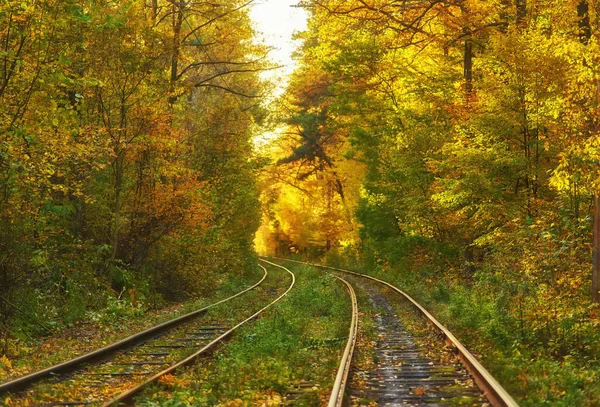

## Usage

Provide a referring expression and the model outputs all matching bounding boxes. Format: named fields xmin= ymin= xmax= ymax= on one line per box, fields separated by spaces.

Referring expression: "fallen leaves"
xmin=0 ymin=355 xmax=13 ymax=370
xmin=158 ymin=374 xmax=191 ymax=388
xmin=158 ymin=374 xmax=176 ymax=386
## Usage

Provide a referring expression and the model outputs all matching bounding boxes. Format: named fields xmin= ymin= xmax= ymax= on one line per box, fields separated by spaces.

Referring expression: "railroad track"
xmin=267 ymin=258 xmax=519 ymax=407
xmin=327 ymin=274 xmax=358 ymax=407
xmin=0 ymin=262 xmax=295 ymax=406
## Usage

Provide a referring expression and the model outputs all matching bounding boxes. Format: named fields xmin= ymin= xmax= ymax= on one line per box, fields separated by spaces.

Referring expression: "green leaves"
xmin=69 ymin=5 xmax=92 ymax=24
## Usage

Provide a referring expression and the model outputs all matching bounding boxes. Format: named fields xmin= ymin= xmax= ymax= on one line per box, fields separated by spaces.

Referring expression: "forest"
xmin=1 ymin=0 xmax=600 ymax=406
xmin=0 ymin=0 xmax=266 ymax=345
xmin=256 ymin=0 xmax=600 ymax=404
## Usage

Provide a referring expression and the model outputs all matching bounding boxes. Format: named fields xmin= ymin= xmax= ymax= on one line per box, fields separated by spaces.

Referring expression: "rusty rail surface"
xmin=0 ymin=266 xmax=268 ymax=395
xmin=270 ymin=257 xmax=519 ymax=407
xmin=102 ymin=260 xmax=295 ymax=406
xmin=327 ymin=274 xmax=358 ymax=407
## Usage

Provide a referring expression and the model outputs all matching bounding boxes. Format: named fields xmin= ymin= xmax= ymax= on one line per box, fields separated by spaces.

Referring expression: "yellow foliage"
xmin=0 ymin=355 xmax=12 ymax=370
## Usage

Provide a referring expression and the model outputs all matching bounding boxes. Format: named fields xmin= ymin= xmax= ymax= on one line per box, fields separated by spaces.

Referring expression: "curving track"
xmin=327 ymin=274 xmax=358 ymax=407
xmin=267 ymin=257 xmax=519 ymax=407
xmin=0 ymin=263 xmax=295 ymax=406
xmin=2 ymin=256 xmax=518 ymax=406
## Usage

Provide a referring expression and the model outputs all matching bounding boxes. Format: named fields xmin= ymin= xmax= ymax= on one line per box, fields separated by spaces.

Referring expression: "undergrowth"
xmin=0 ymin=266 xmax=264 ymax=383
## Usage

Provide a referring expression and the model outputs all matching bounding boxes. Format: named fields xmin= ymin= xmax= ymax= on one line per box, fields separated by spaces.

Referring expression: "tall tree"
xmin=575 ymin=0 xmax=599 ymax=303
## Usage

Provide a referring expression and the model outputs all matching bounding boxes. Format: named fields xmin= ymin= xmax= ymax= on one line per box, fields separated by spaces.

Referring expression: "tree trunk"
xmin=515 ymin=0 xmax=526 ymax=26
xmin=594 ymin=196 xmax=600 ymax=303
xmin=110 ymin=96 xmax=128 ymax=265
xmin=576 ymin=0 xmax=598 ymax=303
xmin=578 ymin=0 xmax=591 ymax=44
xmin=152 ymin=0 xmax=158 ymax=23
xmin=110 ymin=156 xmax=123 ymax=264
xmin=169 ymin=2 xmax=183 ymax=104
xmin=464 ymin=37 xmax=473 ymax=94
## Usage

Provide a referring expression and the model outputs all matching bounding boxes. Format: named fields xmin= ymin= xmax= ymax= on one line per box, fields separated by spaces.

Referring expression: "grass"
xmin=4 ymin=263 xmax=293 ymax=406
xmin=135 ymin=263 xmax=352 ymax=406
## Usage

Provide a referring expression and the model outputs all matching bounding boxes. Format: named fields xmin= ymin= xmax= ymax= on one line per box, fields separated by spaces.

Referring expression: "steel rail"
xmin=101 ymin=261 xmax=295 ymax=406
xmin=327 ymin=275 xmax=358 ymax=407
xmin=269 ymin=257 xmax=519 ymax=407
xmin=0 ymin=266 xmax=268 ymax=395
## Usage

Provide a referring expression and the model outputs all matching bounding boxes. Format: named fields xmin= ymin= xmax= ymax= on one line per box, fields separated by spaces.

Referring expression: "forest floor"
xmin=4 ymin=257 xmax=598 ymax=406
xmin=0 ymin=268 xmax=265 ymax=385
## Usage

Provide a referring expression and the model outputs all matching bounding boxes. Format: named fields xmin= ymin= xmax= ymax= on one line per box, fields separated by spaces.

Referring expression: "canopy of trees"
xmin=3 ymin=0 xmax=600 ymax=402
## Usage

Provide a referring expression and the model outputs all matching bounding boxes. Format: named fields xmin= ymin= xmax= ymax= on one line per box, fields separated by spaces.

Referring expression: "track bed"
xmin=1 ymin=263 xmax=295 ymax=406
xmin=348 ymin=277 xmax=486 ymax=406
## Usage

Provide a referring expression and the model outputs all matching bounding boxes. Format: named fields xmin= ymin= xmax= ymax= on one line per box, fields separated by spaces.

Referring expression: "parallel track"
xmin=102 ymin=260 xmax=295 ymax=406
xmin=0 ymin=263 xmax=295 ymax=406
xmin=2 ymin=256 xmax=517 ymax=406
xmin=268 ymin=257 xmax=519 ymax=407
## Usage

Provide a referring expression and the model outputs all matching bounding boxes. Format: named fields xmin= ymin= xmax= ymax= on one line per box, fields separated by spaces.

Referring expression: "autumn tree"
xmin=0 ymin=0 xmax=268 ymax=346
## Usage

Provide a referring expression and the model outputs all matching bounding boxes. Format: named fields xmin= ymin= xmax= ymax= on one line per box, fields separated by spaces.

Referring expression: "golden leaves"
xmin=0 ymin=355 xmax=13 ymax=371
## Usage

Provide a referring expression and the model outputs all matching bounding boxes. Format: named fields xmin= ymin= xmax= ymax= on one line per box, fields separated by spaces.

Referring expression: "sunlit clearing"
xmin=253 ymin=127 xmax=284 ymax=149
xmin=250 ymin=0 xmax=308 ymax=97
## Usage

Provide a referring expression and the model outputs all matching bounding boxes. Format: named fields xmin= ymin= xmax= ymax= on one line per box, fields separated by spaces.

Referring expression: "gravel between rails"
xmin=347 ymin=276 xmax=487 ymax=407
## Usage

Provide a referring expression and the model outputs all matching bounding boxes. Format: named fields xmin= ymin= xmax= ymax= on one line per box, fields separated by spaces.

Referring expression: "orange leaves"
xmin=158 ymin=374 xmax=191 ymax=388
xmin=157 ymin=374 xmax=175 ymax=386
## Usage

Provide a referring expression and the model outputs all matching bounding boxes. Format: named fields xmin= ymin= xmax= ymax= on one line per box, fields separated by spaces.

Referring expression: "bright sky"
xmin=250 ymin=0 xmax=309 ymax=96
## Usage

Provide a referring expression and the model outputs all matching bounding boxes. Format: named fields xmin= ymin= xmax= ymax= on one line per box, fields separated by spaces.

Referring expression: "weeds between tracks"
xmin=136 ymin=264 xmax=351 ymax=406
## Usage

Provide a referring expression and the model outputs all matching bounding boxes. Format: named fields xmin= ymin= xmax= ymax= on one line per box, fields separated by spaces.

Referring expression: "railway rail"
xmin=0 ymin=262 xmax=295 ymax=406
xmin=268 ymin=257 xmax=519 ymax=407
xmin=327 ymin=275 xmax=358 ymax=407
xmin=2 ymin=257 xmax=519 ymax=406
